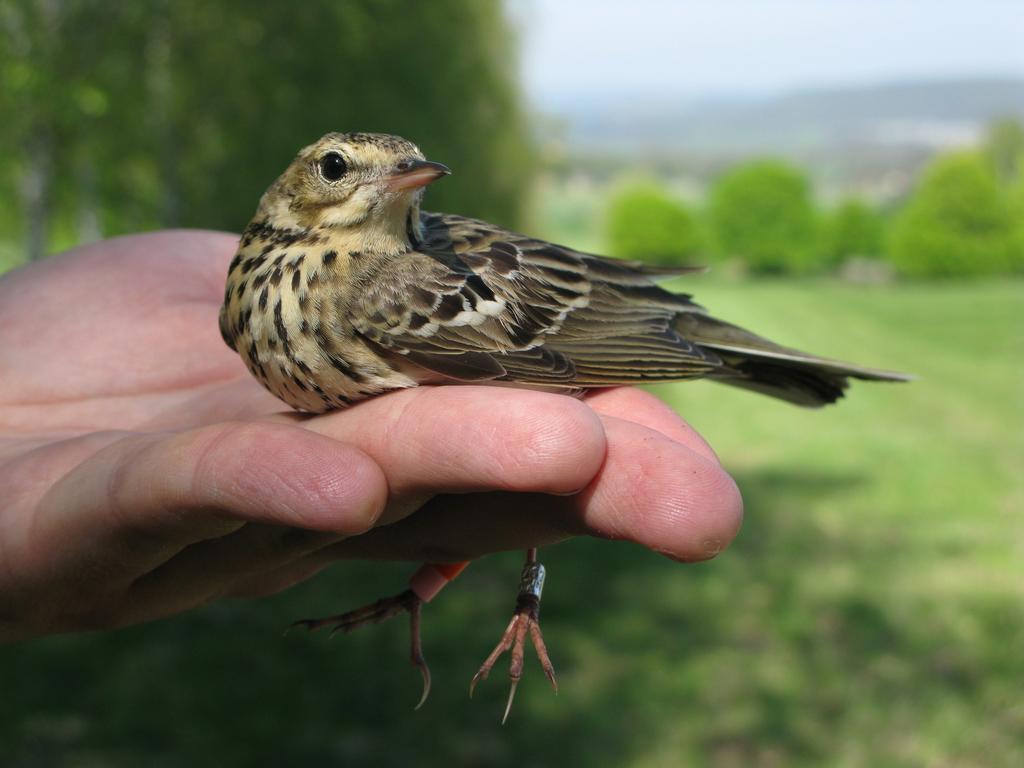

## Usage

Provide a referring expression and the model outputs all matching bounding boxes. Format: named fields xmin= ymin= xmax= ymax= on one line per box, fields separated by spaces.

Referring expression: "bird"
xmin=219 ymin=131 xmax=909 ymax=721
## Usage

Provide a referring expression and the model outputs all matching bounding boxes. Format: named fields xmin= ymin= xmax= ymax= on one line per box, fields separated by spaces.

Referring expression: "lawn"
xmin=3 ymin=278 xmax=1022 ymax=767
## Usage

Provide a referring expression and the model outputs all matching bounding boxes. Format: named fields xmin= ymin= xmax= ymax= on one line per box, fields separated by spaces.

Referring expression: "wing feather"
xmin=348 ymin=212 xmax=724 ymax=386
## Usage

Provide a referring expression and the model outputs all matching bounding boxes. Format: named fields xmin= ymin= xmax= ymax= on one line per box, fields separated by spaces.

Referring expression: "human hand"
xmin=0 ymin=231 xmax=742 ymax=641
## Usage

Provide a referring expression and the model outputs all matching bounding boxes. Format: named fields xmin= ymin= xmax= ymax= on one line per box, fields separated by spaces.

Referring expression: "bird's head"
xmin=258 ymin=132 xmax=450 ymax=253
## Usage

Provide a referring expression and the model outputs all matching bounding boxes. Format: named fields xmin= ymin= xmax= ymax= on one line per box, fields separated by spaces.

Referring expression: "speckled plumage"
xmin=220 ymin=132 xmax=908 ymax=415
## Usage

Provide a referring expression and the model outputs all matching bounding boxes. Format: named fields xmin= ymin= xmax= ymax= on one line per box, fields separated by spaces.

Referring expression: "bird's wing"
xmin=347 ymin=212 xmax=722 ymax=386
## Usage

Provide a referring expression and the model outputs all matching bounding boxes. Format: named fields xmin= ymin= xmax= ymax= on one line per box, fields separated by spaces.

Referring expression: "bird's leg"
xmin=290 ymin=561 xmax=468 ymax=709
xmin=470 ymin=548 xmax=557 ymax=723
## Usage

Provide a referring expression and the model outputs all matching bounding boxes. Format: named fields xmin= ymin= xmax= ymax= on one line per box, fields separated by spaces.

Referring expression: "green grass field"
xmin=4 ymin=279 xmax=1022 ymax=767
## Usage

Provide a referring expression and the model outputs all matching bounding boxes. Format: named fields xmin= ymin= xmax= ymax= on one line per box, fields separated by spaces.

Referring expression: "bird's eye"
xmin=319 ymin=152 xmax=347 ymax=181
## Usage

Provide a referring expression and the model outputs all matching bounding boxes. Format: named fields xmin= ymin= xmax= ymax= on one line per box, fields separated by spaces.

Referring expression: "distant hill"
xmin=547 ymin=78 xmax=1024 ymax=155
xmin=539 ymin=78 xmax=1024 ymax=200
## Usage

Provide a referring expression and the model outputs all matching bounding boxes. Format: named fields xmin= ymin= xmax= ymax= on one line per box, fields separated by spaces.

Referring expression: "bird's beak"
xmin=385 ymin=159 xmax=451 ymax=192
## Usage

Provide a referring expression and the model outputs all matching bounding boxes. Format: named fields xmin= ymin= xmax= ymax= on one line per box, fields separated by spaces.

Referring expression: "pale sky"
xmin=512 ymin=0 xmax=1024 ymax=103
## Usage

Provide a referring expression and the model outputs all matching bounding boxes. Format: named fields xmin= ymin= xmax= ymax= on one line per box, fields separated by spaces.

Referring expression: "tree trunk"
xmin=77 ymin=156 xmax=102 ymax=244
xmin=20 ymin=133 xmax=52 ymax=261
xmin=147 ymin=11 xmax=180 ymax=228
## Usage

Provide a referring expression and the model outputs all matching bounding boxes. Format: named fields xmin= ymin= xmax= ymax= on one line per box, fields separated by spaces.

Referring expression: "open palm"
xmin=0 ymin=231 xmax=741 ymax=641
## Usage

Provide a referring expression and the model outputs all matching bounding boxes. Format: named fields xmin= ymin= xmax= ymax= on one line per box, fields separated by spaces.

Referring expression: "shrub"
xmin=824 ymin=198 xmax=885 ymax=266
xmin=709 ymin=160 xmax=819 ymax=274
xmin=606 ymin=181 xmax=703 ymax=266
xmin=888 ymin=152 xmax=1020 ymax=277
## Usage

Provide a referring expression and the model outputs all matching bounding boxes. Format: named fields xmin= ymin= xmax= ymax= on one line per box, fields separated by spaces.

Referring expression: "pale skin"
xmin=0 ymin=230 xmax=743 ymax=643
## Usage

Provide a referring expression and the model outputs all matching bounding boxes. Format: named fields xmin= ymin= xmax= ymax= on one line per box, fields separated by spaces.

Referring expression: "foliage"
xmin=709 ymin=160 xmax=820 ymax=274
xmin=822 ymin=197 xmax=885 ymax=266
xmin=0 ymin=0 xmax=534 ymax=260
xmin=888 ymin=152 xmax=1022 ymax=276
xmin=605 ymin=180 xmax=703 ymax=265
xmin=4 ymin=279 xmax=1021 ymax=766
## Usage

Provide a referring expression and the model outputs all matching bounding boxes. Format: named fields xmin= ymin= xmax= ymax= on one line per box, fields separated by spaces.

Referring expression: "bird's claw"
xmin=470 ymin=595 xmax=558 ymax=724
xmin=288 ymin=589 xmax=431 ymax=710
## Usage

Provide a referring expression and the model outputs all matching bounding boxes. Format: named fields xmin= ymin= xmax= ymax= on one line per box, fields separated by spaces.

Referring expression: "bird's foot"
xmin=470 ymin=559 xmax=557 ymax=723
xmin=289 ymin=588 xmax=432 ymax=709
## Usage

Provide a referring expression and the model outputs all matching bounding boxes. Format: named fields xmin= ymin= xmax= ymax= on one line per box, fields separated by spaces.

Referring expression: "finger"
xmin=309 ymin=491 xmax=575 ymax=562
xmin=316 ymin=414 xmax=743 ymax=564
xmin=120 ymin=389 xmax=732 ymax=616
xmin=576 ymin=415 xmax=742 ymax=561
xmin=583 ymin=387 xmax=719 ymax=463
xmin=124 ymin=392 xmax=739 ymax=618
xmin=30 ymin=421 xmax=387 ymax=592
xmin=225 ymin=556 xmax=330 ymax=599
xmin=119 ymin=524 xmax=339 ymax=623
xmin=300 ymin=386 xmax=608 ymax=522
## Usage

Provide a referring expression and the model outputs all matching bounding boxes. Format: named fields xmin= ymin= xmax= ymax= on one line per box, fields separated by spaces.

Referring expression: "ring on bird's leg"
xmin=288 ymin=588 xmax=432 ymax=709
xmin=470 ymin=551 xmax=558 ymax=724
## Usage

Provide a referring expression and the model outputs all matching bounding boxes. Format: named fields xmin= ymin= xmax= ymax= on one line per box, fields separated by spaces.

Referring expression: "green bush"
xmin=709 ymin=160 xmax=819 ymax=274
xmin=888 ymin=152 xmax=1021 ymax=277
xmin=606 ymin=181 xmax=703 ymax=265
xmin=823 ymin=198 xmax=885 ymax=266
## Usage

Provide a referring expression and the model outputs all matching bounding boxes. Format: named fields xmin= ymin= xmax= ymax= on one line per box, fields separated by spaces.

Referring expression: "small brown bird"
xmin=220 ymin=132 xmax=908 ymax=719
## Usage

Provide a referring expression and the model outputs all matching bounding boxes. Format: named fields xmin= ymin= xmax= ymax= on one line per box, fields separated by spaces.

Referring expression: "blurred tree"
xmin=822 ymin=198 xmax=884 ymax=266
xmin=888 ymin=152 xmax=1020 ymax=277
xmin=606 ymin=180 xmax=703 ymax=265
xmin=1 ymin=0 xmax=87 ymax=259
xmin=982 ymin=116 xmax=1024 ymax=185
xmin=708 ymin=160 xmax=819 ymax=274
xmin=0 ymin=0 xmax=534 ymax=260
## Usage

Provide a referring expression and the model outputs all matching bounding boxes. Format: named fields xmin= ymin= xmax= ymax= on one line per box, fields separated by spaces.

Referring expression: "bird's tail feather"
xmin=673 ymin=313 xmax=912 ymax=407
